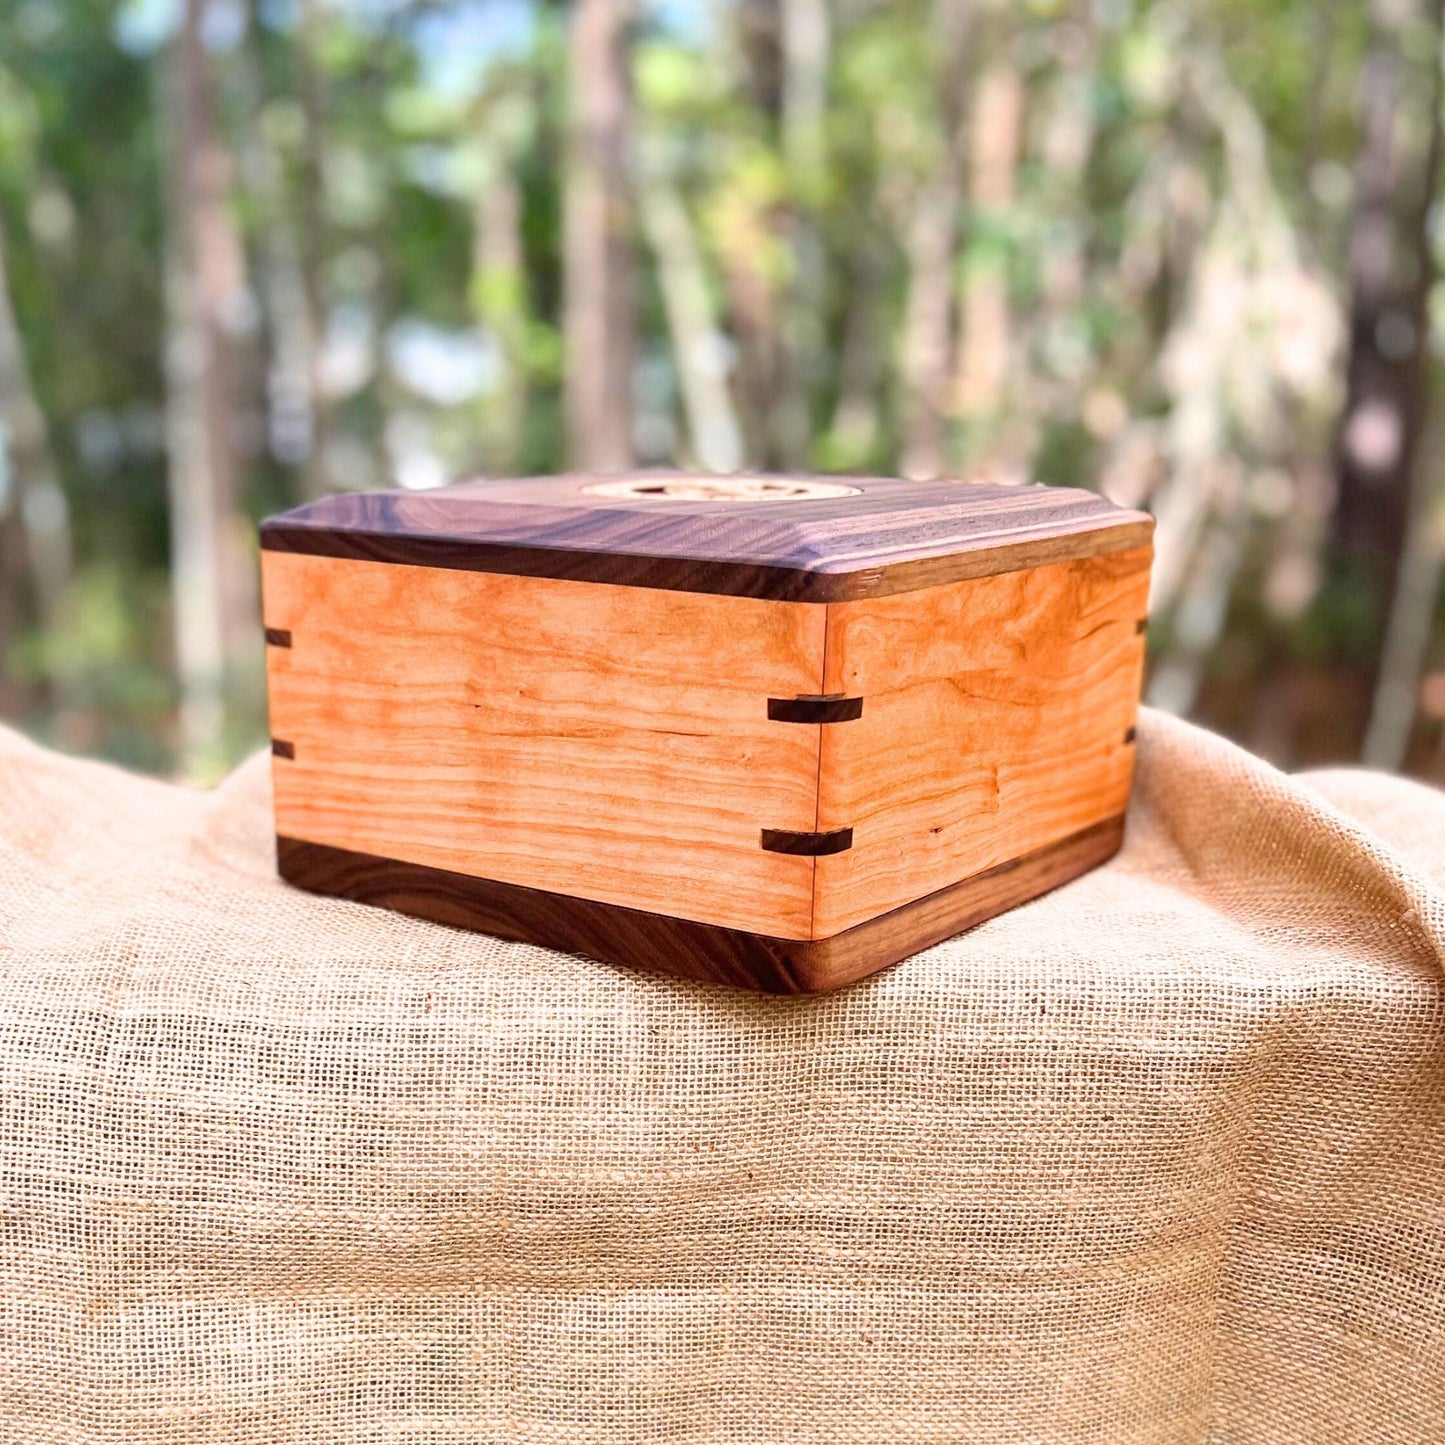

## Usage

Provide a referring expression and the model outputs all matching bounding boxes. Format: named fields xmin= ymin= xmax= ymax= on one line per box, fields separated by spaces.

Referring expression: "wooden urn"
xmin=260 ymin=473 xmax=1153 ymax=992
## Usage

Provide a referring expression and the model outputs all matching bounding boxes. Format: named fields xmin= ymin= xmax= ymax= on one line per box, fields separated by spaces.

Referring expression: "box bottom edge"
xmin=275 ymin=816 xmax=1125 ymax=994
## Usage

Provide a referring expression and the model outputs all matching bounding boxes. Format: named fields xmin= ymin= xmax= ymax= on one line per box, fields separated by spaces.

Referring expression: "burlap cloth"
xmin=2 ymin=708 xmax=1443 ymax=1444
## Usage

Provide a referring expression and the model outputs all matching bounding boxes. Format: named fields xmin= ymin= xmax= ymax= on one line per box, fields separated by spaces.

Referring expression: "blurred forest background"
xmin=1 ymin=0 xmax=1444 ymax=782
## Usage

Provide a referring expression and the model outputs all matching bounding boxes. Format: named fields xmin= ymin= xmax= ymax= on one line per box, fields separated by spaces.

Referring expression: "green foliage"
xmin=0 ymin=0 xmax=1435 ymax=773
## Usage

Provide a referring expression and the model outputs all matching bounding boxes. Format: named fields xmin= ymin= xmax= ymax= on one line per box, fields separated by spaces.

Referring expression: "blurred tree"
xmin=564 ymin=0 xmax=635 ymax=469
xmin=709 ymin=0 xmax=787 ymax=467
xmin=774 ymin=0 xmax=831 ymax=465
xmin=897 ymin=0 xmax=973 ymax=480
xmin=470 ymin=77 xmax=534 ymax=473
xmin=952 ymin=16 xmax=1024 ymax=467
xmin=0 ymin=56 xmax=81 ymax=729
xmin=1337 ymin=0 xmax=1445 ymax=765
xmin=0 ymin=207 xmax=77 ymax=715
xmin=294 ymin=0 xmax=335 ymax=498
xmin=1335 ymin=0 xmax=1442 ymax=586
xmin=163 ymin=0 xmax=251 ymax=778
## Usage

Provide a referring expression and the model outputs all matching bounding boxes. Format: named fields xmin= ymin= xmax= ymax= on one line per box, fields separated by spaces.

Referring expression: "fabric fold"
xmin=0 ymin=713 xmax=1441 ymax=1443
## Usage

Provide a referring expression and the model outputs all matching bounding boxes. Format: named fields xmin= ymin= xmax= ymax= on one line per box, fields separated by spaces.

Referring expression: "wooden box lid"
xmin=259 ymin=473 xmax=1153 ymax=602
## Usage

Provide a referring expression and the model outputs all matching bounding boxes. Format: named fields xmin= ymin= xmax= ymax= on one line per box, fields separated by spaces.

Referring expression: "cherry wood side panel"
xmin=277 ymin=815 xmax=1124 ymax=994
xmin=811 ymin=546 xmax=1151 ymax=937
xmin=263 ymin=553 xmax=827 ymax=936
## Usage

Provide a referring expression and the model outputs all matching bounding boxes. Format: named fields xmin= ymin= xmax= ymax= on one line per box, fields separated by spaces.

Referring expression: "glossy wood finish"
xmin=263 ymin=551 xmax=827 ymax=938
xmin=262 ymin=475 xmax=1154 ymax=989
xmin=813 ymin=546 xmax=1151 ymax=936
xmin=277 ymin=815 xmax=1125 ymax=994
xmin=260 ymin=472 xmax=1153 ymax=602
xmin=759 ymin=827 xmax=855 ymax=856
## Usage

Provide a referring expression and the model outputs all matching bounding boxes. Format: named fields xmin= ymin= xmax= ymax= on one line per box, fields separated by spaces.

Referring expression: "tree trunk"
xmin=563 ymin=0 xmax=635 ymax=472
xmin=899 ymin=180 xmax=962 ymax=479
xmin=717 ymin=217 xmax=782 ymax=469
xmin=780 ymin=0 xmax=829 ymax=188
xmin=236 ymin=21 xmax=318 ymax=493
xmin=1333 ymin=0 xmax=1444 ymax=651
xmin=898 ymin=0 xmax=974 ymax=480
xmin=296 ymin=0 xmax=334 ymax=498
xmin=952 ymin=54 xmax=1024 ymax=438
xmin=163 ymin=0 xmax=247 ymax=777
xmin=638 ymin=144 xmax=744 ymax=472
xmin=472 ymin=97 xmax=531 ymax=475
xmin=1360 ymin=0 xmax=1445 ymax=767
xmin=1036 ymin=0 xmax=1098 ymax=337
xmin=714 ymin=0 xmax=781 ymax=467
xmin=1364 ymin=417 xmax=1445 ymax=768
xmin=773 ymin=0 xmax=831 ymax=468
xmin=1146 ymin=483 xmax=1250 ymax=716
xmin=0 ymin=211 xmax=80 ymax=715
xmin=827 ymin=227 xmax=888 ymax=468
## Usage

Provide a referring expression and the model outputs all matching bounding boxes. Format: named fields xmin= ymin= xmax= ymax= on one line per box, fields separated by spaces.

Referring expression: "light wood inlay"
xmin=810 ymin=546 xmax=1151 ymax=937
xmin=263 ymin=552 xmax=829 ymax=937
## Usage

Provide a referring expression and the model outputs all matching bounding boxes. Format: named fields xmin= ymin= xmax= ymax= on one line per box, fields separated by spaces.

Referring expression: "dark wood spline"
xmin=271 ymin=738 xmax=296 ymax=759
xmin=759 ymin=827 xmax=854 ymax=856
xmin=767 ymin=694 xmax=864 ymax=724
xmin=264 ymin=627 xmax=293 ymax=648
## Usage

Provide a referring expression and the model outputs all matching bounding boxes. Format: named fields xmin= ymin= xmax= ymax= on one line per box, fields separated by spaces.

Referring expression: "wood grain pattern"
xmin=277 ymin=815 xmax=1124 ymax=994
xmin=260 ymin=473 xmax=1153 ymax=603
xmin=263 ymin=551 xmax=829 ymax=937
xmin=811 ymin=545 xmax=1151 ymax=937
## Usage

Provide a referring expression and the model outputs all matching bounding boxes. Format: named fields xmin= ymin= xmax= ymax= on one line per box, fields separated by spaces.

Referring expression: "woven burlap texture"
xmin=1 ymin=707 xmax=1443 ymax=1444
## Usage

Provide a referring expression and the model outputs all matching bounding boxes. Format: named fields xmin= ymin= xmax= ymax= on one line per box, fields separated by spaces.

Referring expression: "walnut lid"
xmin=260 ymin=472 xmax=1153 ymax=602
